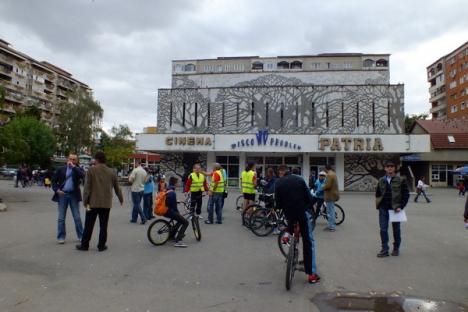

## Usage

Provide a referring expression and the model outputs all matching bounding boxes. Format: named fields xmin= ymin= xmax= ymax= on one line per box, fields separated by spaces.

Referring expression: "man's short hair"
xmin=213 ymin=162 xmax=221 ymax=170
xmin=193 ymin=163 xmax=201 ymax=169
xmin=94 ymin=151 xmax=106 ymax=164
xmin=278 ymin=165 xmax=289 ymax=173
xmin=292 ymin=167 xmax=301 ymax=175
xmin=169 ymin=176 xmax=178 ymax=186
xmin=325 ymin=164 xmax=333 ymax=171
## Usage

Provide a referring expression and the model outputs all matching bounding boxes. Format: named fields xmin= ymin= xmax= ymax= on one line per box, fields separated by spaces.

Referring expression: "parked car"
xmin=0 ymin=167 xmax=17 ymax=177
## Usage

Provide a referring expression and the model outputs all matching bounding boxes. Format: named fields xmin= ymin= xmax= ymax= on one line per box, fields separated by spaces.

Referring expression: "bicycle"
xmin=285 ymin=222 xmax=300 ymax=291
xmin=241 ymin=193 xmax=275 ymax=228
xmin=147 ymin=200 xmax=202 ymax=246
xmin=313 ymin=201 xmax=345 ymax=225
xmin=249 ymin=206 xmax=287 ymax=237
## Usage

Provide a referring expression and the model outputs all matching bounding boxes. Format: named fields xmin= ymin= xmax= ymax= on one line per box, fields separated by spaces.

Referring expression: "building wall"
xmin=445 ymin=43 xmax=468 ymax=119
xmin=158 ymin=75 xmax=404 ymax=135
xmin=172 ymin=70 xmax=389 ymax=89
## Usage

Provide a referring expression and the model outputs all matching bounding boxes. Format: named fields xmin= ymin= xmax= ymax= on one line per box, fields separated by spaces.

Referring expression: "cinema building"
xmin=137 ymin=53 xmax=430 ymax=191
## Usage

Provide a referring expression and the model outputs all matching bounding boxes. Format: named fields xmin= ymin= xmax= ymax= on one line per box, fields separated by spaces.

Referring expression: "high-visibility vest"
xmin=190 ymin=172 xmax=205 ymax=192
xmin=210 ymin=170 xmax=225 ymax=193
xmin=241 ymin=170 xmax=256 ymax=194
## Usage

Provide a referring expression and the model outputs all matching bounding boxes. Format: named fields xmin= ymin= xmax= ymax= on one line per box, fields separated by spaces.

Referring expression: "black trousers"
xmin=286 ymin=211 xmax=315 ymax=275
xmin=190 ymin=191 xmax=203 ymax=215
xmin=81 ymin=208 xmax=110 ymax=249
xmin=165 ymin=210 xmax=189 ymax=241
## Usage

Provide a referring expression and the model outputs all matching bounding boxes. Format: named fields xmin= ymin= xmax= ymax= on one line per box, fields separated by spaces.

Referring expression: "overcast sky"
xmin=1 ymin=0 xmax=467 ymax=133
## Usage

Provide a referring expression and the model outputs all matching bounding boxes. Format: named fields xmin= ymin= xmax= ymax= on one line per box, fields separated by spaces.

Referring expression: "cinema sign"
xmin=319 ymin=137 xmax=384 ymax=152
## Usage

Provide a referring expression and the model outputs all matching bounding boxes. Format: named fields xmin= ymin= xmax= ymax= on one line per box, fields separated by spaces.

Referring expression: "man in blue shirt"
xmin=52 ymin=154 xmax=85 ymax=244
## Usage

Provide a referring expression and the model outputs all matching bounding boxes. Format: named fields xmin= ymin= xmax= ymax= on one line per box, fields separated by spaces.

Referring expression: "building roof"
xmin=413 ymin=119 xmax=468 ymax=149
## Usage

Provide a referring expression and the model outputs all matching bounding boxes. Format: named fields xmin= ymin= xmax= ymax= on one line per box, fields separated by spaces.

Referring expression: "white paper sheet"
xmin=389 ymin=210 xmax=407 ymax=223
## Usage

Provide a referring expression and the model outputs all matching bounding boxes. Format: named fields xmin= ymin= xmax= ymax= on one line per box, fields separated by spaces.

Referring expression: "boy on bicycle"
xmin=311 ymin=171 xmax=326 ymax=217
xmin=165 ymin=176 xmax=189 ymax=248
xmin=275 ymin=165 xmax=320 ymax=284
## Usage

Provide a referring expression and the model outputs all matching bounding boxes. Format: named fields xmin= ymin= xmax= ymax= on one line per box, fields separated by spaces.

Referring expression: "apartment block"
xmin=0 ymin=38 xmax=91 ymax=125
xmin=427 ymin=41 xmax=468 ymax=120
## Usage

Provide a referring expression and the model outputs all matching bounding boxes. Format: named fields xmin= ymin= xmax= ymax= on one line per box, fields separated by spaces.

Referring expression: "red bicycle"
xmin=285 ymin=222 xmax=300 ymax=290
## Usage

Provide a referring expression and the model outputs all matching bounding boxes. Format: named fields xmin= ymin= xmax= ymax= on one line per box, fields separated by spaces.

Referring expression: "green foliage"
xmin=0 ymin=116 xmax=56 ymax=166
xmin=405 ymin=113 xmax=428 ymax=133
xmin=0 ymin=85 xmax=5 ymax=109
xmin=55 ymin=89 xmax=103 ymax=154
xmin=17 ymin=104 xmax=42 ymax=120
xmin=99 ymin=125 xmax=134 ymax=169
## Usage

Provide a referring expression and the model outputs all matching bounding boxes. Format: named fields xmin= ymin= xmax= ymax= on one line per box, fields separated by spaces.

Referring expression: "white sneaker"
xmin=273 ymin=228 xmax=281 ymax=235
xmin=174 ymin=241 xmax=188 ymax=248
xmin=197 ymin=215 xmax=203 ymax=219
xmin=57 ymin=239 xmax=65 ymax=244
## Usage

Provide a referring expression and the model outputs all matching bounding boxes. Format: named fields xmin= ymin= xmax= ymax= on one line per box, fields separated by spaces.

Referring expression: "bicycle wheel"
xmin=278 ymin=229 xmax=290 ymax=258
xmin=250 ymin=208 xmax=275 ymax=237
xmin=321 ymin=203 xmax=345 ymax=225
xmin=192 ymin=216 xmax=202 ymax=241
xmin=334 ymin=204 xmax=345 ymax=225
xmin=147 ymin=219 xmax=171 ymax=246
xmin=285 ymin=238 xmax=298 ymax=291
xmin=242 ymin=204 xmax=262 ymax=228
xmin=236 ymin=195 xmax=244 ymax=211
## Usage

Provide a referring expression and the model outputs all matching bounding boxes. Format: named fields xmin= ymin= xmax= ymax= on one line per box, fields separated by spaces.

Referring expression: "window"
xmin=363 ymin=59 xmax=374 ymax=67
xmin=221 ymin=102 xmax=225 ymax=127
xmin=216 ymin=156 xmax=239 ymax=187
xmin=311 ymin=102 xmax=315 ymax=127
xmin=217 ymin=65 xmax=223 ymax=72
xmin=448 ymin=135 xmax=455 ymax=143
xmin=169 ymin=102 xmax=173 ymax=127
xmin=182 ymin=102 xmax=186 ymax=127
xmin=280 ymin=104 xmax=284 ymax=128
xmin=290 ymin=61 xmax=302 ymax=69
xmin=431 ymin=164 xmax=447 ymax=182
xmin=341 ymin=102 xmax=344 ymax=127
xmin=251 ymin=102 xmax=255 ymax=127
xmin=461 ymin=102 xmax=466 ymax=110
xmin=311 ymin=62 xmax=321 ymax=70
xmin=387 ymin=101 xmax=391 ymax=127
xmin=266 ymin=63 xmax=274 ymax=70
xmin=295 ymin=102 xmax=299 ymax=127
xmin=451 ymin=105 xmax=458 ymax=113
xmin=251 ymin=62 xmax=263 ymax=70
xmin=343 ymin=62 xmax=352 ymax=69
xmin=194 ymin=102 xmax=198 ymax=127
xmin=236 ymin=103 xmax=240 ymax=128
xmin=326 ymin=103 xmax=329 ymax=128
xmin=356 ymin=102 xmax=359 ymax=127
xmin=376 ymin=59 xmax=388 ymax=67
xmin=265 ymin=102 xmax=269 ymax=127
xmin=184 ymin=63 xmax=196 ymax=72
xmin=277 ymin=61 xmax=290 ymax=69
xmin=436 ymin=63 xmax=443 ymax=72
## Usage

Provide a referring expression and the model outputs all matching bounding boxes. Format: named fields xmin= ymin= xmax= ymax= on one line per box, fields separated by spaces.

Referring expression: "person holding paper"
xmin=375 ymin=160 xmax=410 ymax=258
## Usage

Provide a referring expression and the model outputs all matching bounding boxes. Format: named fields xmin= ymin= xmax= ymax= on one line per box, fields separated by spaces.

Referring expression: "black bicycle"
xmin=314 ymin=201 xmax=345 ymax=225
xmin=147 ymin=201 xmax=201 ymax=246
xmin=285 ymin=222 xmax=300 ymax=290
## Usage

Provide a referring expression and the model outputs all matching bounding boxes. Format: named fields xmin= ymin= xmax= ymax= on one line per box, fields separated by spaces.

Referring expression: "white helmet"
xmin=318 ymin=171 xmax=327 ymax=176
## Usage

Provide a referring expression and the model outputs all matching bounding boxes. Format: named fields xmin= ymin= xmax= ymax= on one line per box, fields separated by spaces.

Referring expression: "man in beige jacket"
xmin=322 ymin=164 xmax=340 ymax=232
xmin=76 ymin=152 xmax=123 ymax=252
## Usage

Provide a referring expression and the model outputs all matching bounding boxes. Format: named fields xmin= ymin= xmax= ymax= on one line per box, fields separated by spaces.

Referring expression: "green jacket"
xmin=375 ymin=175 xmax=410 ymax=210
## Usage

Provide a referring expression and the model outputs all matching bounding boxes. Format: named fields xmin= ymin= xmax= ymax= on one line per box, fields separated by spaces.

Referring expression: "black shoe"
xmin=98 ymin=246 xmax=108 ymax=252
xmin=377 ymin=250 xmax=389 ymax=258
xmin=130 ymin=220 xmax=137 ymax=223
xmin=216 ymin=221 xmax=222 ymax=224
xmin=141 ymin=220 xmax=146 ymax=225
xmin=75 ymin=245 xmax=88 ymax=251
xmin=391 ymin=249 xmax=399 ymax=256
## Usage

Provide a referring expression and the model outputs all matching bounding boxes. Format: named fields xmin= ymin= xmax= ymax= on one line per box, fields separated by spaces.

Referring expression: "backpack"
xmin=154 ymin=190 xmax=173 ymax=216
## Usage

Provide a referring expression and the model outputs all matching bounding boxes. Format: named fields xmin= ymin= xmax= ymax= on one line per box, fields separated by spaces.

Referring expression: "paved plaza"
xmin=0 ymin=180 xmax=467 ymax=312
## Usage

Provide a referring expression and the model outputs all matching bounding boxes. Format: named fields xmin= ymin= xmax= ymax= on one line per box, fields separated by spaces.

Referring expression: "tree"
xmin=18 ymin=104 xmax=42 ymax=120
xmin=55 ymin=89 xmax=103 ymax=154
xmin=0 ymin=116 xmax=55 ymax=166
xmin=404 ymin=113 xmax=428 ymax=133
xmin=99 ymin=125 xmax=134 ymax=169
xmin=0 ymin=85 xmax=5 ymax=109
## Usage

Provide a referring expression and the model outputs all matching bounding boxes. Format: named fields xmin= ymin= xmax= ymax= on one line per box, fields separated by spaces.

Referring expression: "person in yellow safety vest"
xmin=184 ymin=164 xmax=208 ymax=217
xmin=205 ymin=163 xmax=225 ymax=224
xmin=240 ymin=161 xmax=257 ymax=212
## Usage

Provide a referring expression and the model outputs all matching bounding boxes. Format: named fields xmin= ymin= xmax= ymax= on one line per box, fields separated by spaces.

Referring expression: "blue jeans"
xmin=131 ymin=191 xmax=146 ymax=223
xmin=143 ymin=192 xmax=153 ymax=220
xmin=379 ymin=207 xmax=401 ymax=252
xmin=414 ymin=189 xmax=431 ymax=203
xmin=57 ymin=193 xmax=83 ymax=240
xmin=207 ymin=193 xmax=224 ymax=223
xmin=325 ymin=201 xmax=336 ymax=230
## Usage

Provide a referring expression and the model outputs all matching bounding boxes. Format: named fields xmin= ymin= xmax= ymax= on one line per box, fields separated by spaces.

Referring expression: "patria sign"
xmin=319 ymin=137 xmax=384 ymax=151
xmin=231 ymin=129 xmax=302 ymax=150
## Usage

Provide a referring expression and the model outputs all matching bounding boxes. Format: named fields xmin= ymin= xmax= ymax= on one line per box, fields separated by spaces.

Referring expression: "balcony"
xmin=430 ymin=102 xmax=447 ymax=114
xmin=5 ymin=90 xmax=24 ymax=103
xmin=0 ymin=65 xmax=12 ymax=76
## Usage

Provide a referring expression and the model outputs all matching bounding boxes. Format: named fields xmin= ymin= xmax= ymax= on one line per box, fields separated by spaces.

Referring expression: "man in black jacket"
xmin=52 ymin=154 xmax=85 ymax=244
xmin=375 ymin=160 xmax=410 ymax=257
xmin=275 ymin=165 xmax=320 ymax=284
